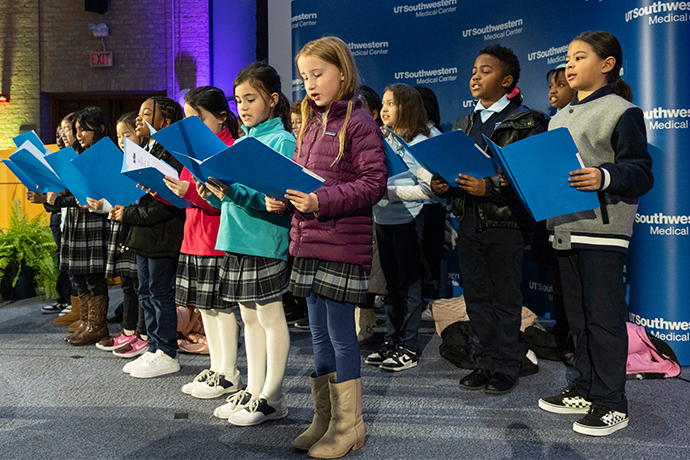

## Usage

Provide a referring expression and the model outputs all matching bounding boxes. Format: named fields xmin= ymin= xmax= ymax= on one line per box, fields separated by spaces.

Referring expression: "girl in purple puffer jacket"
xmin=266 ymin=36 xmax=386 ymax=459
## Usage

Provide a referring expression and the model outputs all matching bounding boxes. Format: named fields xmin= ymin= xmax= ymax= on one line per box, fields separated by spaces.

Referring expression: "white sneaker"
xmin=122 ymin=351 xmax=155 ymax=374
xmin=213 ymin=390 xmax=253 ymax=419
xmin=228 ymin=394 xmax=288 ymax=426
xmin=192 ymin=371 xmax=242 ymax=399
xmin=181 ymin=369 xmax=212 ymax=395
xmin=58 ymin=305 xmax=72 ymax=317
xmin=421 ymin=307 xmax=434 ymax=322
xmin=130 ymin=349 xmax=180 ymax=379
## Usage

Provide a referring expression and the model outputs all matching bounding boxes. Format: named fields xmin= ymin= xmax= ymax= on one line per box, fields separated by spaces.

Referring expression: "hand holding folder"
xmin=121 ymin=138 xmax=191 ymax=208
xmin=484 ymin=128 xmax=600 ymax=222
xmin=385 ymin=129 xmax=496 ymax=184
xmin=71 ymin=138 xmax=146 ymax=207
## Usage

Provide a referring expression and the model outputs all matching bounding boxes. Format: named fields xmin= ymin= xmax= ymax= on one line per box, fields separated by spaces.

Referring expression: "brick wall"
xmin=0 ymin=0 xmax=211 ymax=149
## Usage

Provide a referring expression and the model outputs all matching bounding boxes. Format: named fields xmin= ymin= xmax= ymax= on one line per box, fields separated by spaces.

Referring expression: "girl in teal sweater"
xmin=197 ymin=62 xmax=295 ymax=427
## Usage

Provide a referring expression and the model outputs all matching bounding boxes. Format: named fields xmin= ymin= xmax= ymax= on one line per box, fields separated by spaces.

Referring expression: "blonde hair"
xmin=294 ymin=36 xmax=359 ymax=165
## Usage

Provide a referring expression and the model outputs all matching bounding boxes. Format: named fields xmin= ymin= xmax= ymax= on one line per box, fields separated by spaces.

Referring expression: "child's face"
xmin=235 ymin=81 xmax=276 ymax=128
xmin=136 ymin=99 xmax=155 ymax=138
xmin=60 ymin=119 xmax=75 ymax=147
xmin=75 ymin=121 xmax=95 ymax=149
xmin=290 ymin=112 xmax=302 ymax=137
xmin=548 ymin=71 xmax=575 ymax=110
xmin=470 ymin=54 xmax=511 ymax=106
xmin=565 ymin=40 xmax=613 ymax=97
xmin=184 ymin=103 xmax=226 ymax=135
xmin=116 ymin=121 xmax=140 ymax=152
xmin=297 ymin=55 xmax=344 ymax=108
xmin=380 ymin=91 xmax=399 ymax=129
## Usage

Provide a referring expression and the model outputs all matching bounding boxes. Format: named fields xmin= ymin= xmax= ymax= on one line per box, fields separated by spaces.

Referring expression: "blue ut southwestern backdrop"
xmin=291 ymin=0 xmax=690 ymax=363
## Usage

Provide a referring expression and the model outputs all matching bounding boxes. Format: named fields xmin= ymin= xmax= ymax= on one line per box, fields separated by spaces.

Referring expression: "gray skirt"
xmin=219 ymin=252 xmax=288 ymax=303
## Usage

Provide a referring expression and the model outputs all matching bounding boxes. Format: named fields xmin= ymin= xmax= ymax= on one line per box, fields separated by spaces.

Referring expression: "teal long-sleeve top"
xmin=205 ymin=117 xmax=295 ymax=261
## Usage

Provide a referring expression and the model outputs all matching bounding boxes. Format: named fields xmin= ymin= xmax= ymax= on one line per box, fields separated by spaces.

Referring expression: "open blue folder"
xmin=386 ymin=129 xmax=496 ymax=184
xmin=45 ymin=148 xmax=104 ymax=205
xmin=121 ymin=139 xmax=191 ymax=209
xmin=10 ymin=142 xmax=66 ymax=193
xmin=2 ymin=158 xmax=41 ymax=191
xmin=71 ymin=138 xmax=146 ymax=206
xmin=153 ymin=116 xmax=234 ymax=185
xmin=13 ymin=131 xmax=50 ymax=154
xmin=383 ymin=138 xmax=409 ymax=178
xmin=484 ymin=128 xmax=600 ymax=222
xmin=201 ymin=137 xmax=325 ymax=199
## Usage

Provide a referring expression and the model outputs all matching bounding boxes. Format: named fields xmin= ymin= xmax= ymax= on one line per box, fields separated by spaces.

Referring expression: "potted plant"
xmin=0 ymin=199 xmax=59 ymax=300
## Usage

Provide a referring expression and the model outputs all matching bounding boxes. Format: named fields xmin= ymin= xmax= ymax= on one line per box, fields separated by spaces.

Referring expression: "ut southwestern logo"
xmin=347 ymin=41 xmax=389 ymax=57
xmin=526 ymin=44 xmax=568 ymax=65
xmin=394 ymin=67 xmax=458 ymax=85
xmin=625 ymin=1 xmax=689 ymax=23
xmin=643 ymin=106 xmax=690 ymax=130
xmin=393 ymin=0 xmax=458 ymax=17
xmin=630 ymin=313 xmax=690 ymax=342
xmin=636 ymin=212 xmax=690 ymax=236
xmin=291 ymin=12 xmax=317 ymax=29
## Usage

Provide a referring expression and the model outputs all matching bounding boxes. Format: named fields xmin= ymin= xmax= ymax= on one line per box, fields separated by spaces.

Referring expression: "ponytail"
xmin=611 ymin=75 xmax=633 ymax=103
xmin=274 ymin=92 xmax=292 ymax=132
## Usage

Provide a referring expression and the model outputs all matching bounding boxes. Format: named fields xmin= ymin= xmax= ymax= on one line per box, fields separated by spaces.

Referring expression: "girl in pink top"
xmin=164 ymin=86 xmax=243 ymax=403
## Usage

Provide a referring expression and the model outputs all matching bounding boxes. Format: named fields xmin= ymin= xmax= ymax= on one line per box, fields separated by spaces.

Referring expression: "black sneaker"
xmin=380 ymin=346 xmax=418 ymax=372
xmin=41 ymin=302 xmax=68 ymax=314
xmin=573 ymin=404 xmax=628 ymax=436
xmin=364 ymin=341 xmax=396 ymax=366
xmin=539 ymin=386 xmax=592 ymax=414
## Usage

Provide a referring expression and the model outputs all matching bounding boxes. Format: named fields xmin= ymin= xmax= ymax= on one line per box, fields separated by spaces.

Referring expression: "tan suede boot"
xmin=69 ymin=295 xmax=109 ymax=346
xmin=67 ymin=320 xmax=82 ymax=333
xmin=64 ymin=295 xmax=90 ymax=342
xmin=54 ymin=295 xmax=80 ymax=326
xmin=355 ymin=308 xmax=376 ymax=344
xmin=308 ymin=377 xmax=365 ymax=459
xmin=293 ymin=372 xmax=334 ymax=451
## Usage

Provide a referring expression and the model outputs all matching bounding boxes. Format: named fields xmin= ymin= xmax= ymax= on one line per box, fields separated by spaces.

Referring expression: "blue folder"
xmin=382 ymin=133 xmax=410 ymax=178
xmin=484 ymin=128 xmax=600 ymax=222
xmin=121 ymin=138 xmax=191 ymax=209
xmin=10 ymin=142 xmax=66 ymax=193
xmin=1 ymin=158 xmax=41 ymax=191
xmin=13 ymin=131 xmax=50 ymax=154
xmin=152 ymin=116 xmax=234 ymax=185
xmin=71 ymin=138 xmax=146 ymax=207
xmin=45 ymin=148 xmax=104 ymax=205
xmin=201 ymin=137 xmax=325 ymax=199
xmin=386 ymin=129 xmax=496 ymax=184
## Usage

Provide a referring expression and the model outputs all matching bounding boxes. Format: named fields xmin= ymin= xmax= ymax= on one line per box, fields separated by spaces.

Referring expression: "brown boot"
xmin=69 ymin=295 xmax=109 ymax=346
xmin=64 ymin=295 xmax=90 ymax=342
xmin=307 ymin=377 xmax=365 ymax=459
xmin=293 ymin=372 xmax=334 ymax=451
xmin=54 ymin=295 xmax=80 ymax=326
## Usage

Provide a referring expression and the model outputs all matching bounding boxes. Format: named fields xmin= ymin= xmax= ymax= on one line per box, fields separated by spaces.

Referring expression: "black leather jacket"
xmin=445 ymin=105 xmax=546 ymax=231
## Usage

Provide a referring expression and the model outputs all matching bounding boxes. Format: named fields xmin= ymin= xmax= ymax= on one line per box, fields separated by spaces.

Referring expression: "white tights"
xmin=199 ymin=308 xmax=240 ymax=380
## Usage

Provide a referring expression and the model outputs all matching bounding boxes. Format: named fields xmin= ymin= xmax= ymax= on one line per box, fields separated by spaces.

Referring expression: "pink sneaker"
xmin=112 ymin=334 xmax=149 ymax=358
xmin=96 ymin=332 xmax=137 ymax=351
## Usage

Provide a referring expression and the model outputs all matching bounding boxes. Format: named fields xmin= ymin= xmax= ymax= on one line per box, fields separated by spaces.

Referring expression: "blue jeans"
xmin=137 ymin=256 xmax=178 ymax=358
xmin=307 ymin=293 xmax=360 ymax=382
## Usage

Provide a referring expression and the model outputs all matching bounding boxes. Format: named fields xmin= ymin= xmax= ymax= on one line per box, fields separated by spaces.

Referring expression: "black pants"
xmin=456 ymin=211 xmax=524 ymax=377
xmin=557 ymin=249 xmax=628 ymax=413
xmin=377 ymin=220 xmax=424 ymax=353
xmin=415 ymin=202 xmax=446 ymax=299
xmin=72 ymin=273 xmax=108 ymax=298
xmin=50 ymin=212 xmax=72 ymax=303
xmin=120 ymin=275 xmax=145 ymax=334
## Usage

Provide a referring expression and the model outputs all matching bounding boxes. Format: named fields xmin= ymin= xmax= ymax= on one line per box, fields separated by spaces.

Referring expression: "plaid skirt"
xmin=176 ymin=253 xmax=233 ymax=310
xmin=289 ymin=258 xmax=368 ymax=305
xmin=219 ymin=252 xmax=288 ymax=303
xmin=105 ymin=221 xmax=138 ymax=279
xmin=60 ymin=207 xmax=109 ymax=276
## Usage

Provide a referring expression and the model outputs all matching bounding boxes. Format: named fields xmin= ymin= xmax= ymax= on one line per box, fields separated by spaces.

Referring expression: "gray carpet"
xmin=1 ymin=286 xmax=688 ymax=460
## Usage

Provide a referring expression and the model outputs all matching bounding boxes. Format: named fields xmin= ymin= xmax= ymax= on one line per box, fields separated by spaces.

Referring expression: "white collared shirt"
xmin=473 ymin=94 xmax=510 ymax=123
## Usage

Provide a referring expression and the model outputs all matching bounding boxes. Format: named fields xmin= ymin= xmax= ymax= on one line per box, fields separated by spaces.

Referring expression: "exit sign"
xmin=91 ymin=52 xmax=113 ymax=67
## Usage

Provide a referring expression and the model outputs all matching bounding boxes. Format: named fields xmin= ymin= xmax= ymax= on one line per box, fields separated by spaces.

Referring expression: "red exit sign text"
xmin=91 ymin=52 xmax=113 ymax=67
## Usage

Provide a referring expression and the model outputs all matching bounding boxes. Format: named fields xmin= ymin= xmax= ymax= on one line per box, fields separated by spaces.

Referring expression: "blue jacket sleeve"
xmin=601 ymin=107 xmax=654 ymax=198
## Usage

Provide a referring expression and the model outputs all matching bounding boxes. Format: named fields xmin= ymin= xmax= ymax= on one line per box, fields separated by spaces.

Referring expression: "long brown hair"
xmin=384 ymin=83 xmax=430 ymax=143
xmin=294 ymin=36 xmax=359 ymax=165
